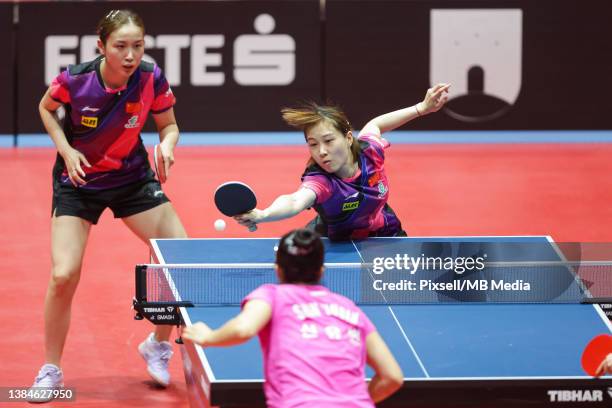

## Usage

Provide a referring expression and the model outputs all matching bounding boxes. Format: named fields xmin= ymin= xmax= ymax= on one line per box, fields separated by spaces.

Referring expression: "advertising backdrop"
xmin=325 ymin=0 xmax=612 ymax=130
xmin=17 ymin=1 xmax=321 ymax=133
xmin=13 ymin=0 xmax=612 ymax=133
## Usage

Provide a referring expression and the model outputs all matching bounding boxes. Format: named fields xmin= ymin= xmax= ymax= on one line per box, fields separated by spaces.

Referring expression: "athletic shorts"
xmin=51 ymin=173 xmax=170 ymax=224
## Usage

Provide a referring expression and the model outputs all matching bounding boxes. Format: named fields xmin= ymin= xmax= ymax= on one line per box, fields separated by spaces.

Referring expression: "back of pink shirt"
xmin=242 ymin=284 xmax=376 ymax=408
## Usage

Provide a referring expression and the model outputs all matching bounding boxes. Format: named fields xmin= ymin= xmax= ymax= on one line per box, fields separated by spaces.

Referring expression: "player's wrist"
xmin=161 ymin=136 xmax=178 ymax=148
xmin=415 ymin=102 xmax=426 ymax=116
xmin=56 ymin=141 xmax=73 ymax=156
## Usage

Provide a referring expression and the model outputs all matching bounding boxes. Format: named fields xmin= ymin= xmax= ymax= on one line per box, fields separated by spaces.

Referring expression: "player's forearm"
xmin=368 ymin=375 xmax=402 ymax=403
xmin=366 ymin=105 xmax=424 ymax=134
xmin=39 ymin=106 xmax=71 ymax=154
xmin=204 ymin=318 xmax=257 ymax=347
xmin=261 ymin=194 xmax=306 ymax=222
xmin=159 ymin=123 xmax=180 ymax=149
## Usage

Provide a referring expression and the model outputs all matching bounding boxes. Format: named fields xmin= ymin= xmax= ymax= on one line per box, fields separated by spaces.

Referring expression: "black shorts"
xmin=52 ymin=174 xmax=170 ymax=224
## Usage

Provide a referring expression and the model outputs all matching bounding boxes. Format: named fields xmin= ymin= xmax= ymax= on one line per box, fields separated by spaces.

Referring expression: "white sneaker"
xmin=138 ymin=333 xmax=173 ymax=387
xmin=27 ymin=364 xmax=64 ymax=403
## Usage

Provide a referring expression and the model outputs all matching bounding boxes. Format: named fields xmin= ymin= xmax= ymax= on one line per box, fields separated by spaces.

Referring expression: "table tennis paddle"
xmin=581 ymin=333 xmax=612 ymax=376
xmin=214 ymin=181 xmax=258 ymax=232
xmin=154 ymin=144 xmax=167 ymax=184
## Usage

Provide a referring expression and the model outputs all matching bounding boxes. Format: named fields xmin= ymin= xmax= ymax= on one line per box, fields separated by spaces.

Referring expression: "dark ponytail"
xmin=276 ymin=229 xmax=324 ymax=284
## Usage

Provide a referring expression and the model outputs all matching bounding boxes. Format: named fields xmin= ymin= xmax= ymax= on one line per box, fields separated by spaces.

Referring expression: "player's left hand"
xmin=418 ymin=83 xmax=450 ymax=115
xmin=182 ymin=322 xmax=213 ymax=346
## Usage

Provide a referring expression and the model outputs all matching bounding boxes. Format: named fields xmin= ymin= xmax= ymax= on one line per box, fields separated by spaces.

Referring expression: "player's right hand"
xmin=234 ymin=209 xmax=264 ymax=232
xmin=182 ymin=322 xmax=213 ymax=346
xmin=60 ymin=147 xmax=91 ymax=186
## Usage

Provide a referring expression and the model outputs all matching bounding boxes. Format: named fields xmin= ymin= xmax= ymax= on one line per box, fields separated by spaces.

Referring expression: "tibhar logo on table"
xmin=547 ymin=389 xmax=607 ymax=403
xmin=143 ymin=306 xmax=175 ymax=313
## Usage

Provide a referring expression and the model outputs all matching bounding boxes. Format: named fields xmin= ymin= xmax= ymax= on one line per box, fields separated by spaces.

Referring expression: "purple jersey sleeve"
xmin=358 ymin=132 xmax=390 ymax=159
xmin=151 ymin=66 xmax=176 ymax=114
xmin=301 ymin=174 xmax=333 ymax=204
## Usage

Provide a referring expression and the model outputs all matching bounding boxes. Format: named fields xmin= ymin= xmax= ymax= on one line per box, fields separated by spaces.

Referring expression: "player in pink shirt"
xmin=235 ymin=84 xmax=450 ymax=240
xmin=183 ymin=229 xmax=403 ymax=407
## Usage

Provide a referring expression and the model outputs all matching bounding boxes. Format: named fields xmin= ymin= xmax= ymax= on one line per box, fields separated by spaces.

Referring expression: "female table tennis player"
xmin=183 ymin=228 xmax=404 ymax=407
xmin=29 ymin=10 xmax=187 ymax=400
xmin=234 ymin=84 xmax=450 ymax=240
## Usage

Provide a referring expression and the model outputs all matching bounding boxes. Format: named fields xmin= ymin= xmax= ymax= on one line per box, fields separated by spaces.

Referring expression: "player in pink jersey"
xmin=235 ymin=84 xmax=450 ymax=240
xmin=183 ymin=229 xmax=403 ymax=408
xmin=29 ymin=10 xmax=187 ymax=401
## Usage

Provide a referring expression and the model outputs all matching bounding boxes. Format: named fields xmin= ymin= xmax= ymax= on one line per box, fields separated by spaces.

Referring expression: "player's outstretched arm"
xmin=234 ymin=188 xmax=316 ymax=230
xmin=366 ymin=331 xmax=404 ymax=403
xmin=182 ymin=300 xmax=272 ymax=347
xmin=360 ymin=83 xmax=450 ymax=136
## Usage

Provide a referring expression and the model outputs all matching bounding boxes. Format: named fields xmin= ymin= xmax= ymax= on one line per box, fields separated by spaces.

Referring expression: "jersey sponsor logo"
xmin=124 ymin=115 xmax=140 ymax=129
xmin=125 ymin=102 xmax=141 ymax=113
xmin=342 ymin=201 xmax=360 ymax=211
xmin=82 ymin=106 xmax=99 ymax=113
xmin=81 ymin=116 xmax=98 ymax=128
xmin=377 ymin=181 xmax=388 ymax=197
xmin=368 ymin=172 xmax=381 ymax=186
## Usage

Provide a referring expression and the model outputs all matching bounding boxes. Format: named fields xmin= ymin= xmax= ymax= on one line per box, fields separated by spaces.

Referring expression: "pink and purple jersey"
xmin=301 ymin=133 xmax=402 ymax=240
xmin=242 ymin=284 xmax=376 ymax=408
xmin=49 ymin=56 xmax=175 ymax=189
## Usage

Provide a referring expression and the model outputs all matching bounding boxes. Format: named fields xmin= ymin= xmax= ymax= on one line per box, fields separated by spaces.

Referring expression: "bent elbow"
xmin=383 ymin=369 xmax=404 ymax=392
xmin=389 ymin=374 xmax=404 ymax=391
xmin=38 ymin=102 xmax=48 ymax=117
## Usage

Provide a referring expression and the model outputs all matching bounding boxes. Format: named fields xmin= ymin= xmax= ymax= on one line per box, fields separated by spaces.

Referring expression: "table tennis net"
xmin=135 ymin=261 xmax=612 ymax=306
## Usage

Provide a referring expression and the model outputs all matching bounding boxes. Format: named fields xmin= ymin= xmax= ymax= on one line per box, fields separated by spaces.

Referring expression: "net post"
xmin=135 ymin=264 xmax=148 ymax=303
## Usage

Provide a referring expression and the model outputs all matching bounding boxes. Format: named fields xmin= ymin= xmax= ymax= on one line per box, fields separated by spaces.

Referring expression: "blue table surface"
xmin=151 ymin=237 xmax=612 ymax=381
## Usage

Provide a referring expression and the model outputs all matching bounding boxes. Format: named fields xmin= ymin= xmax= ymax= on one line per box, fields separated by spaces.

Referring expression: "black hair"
xmin=97 ymin=9 xmax=145 ymax=45
xmin=276 ymin=229 xmax=324 ymax=284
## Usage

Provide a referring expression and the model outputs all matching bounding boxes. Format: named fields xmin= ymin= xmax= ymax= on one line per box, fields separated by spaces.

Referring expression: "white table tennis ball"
xmin=273 ymin=245 xmax=278 ymax=252
xmin=214 ymin=219 xmax=226 ymax=231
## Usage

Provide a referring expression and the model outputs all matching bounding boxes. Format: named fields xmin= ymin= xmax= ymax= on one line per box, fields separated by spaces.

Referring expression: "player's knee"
xmin=49 ymin=265 xmax=80 ymax=294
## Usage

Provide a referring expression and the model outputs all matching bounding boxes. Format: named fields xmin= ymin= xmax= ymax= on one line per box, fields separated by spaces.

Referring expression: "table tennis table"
xmin=146 ymin=236 xmax=612 ymax=407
